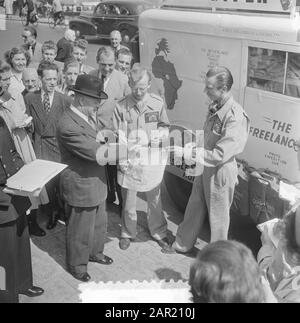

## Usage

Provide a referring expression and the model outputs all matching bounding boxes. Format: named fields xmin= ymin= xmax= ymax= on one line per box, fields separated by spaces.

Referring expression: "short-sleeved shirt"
xmin=113 ymin=92 xmax=170 ymax=191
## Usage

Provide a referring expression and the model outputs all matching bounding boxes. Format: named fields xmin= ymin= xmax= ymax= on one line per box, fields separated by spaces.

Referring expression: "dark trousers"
xmin=106 ymin=165 xmax=123 ymax=206
xmin=44 ymin=174 xmax=63 ymax=218
xmin=66 ymin=202 xmax=107 ymax=274
xmin=0 ymin=211 xmax=32 ymax=303
xmin=26 ymin=10 xmax=34 ymax=25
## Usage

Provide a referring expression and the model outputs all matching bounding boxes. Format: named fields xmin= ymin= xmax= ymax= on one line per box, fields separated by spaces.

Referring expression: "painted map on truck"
xmin=151 ymin=38 xmax=183 ymax=110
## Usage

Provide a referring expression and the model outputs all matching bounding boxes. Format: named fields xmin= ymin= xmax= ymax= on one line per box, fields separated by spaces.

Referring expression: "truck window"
xmin=247 ymin=47 xmax=286 ymax=94
xmin=285 ymin=52 xmax=300 ymax=99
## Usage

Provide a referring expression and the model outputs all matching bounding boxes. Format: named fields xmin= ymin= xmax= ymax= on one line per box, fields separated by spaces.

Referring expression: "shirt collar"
xmin=128 ymin=93 xmax=154 ymax=113
xmin=208 ymin=94 xmax=233 ymax=120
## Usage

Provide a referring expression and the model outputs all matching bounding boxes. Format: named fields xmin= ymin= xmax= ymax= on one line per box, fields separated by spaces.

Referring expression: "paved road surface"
xmin=0 ymin=20 xmax=105 ymax=69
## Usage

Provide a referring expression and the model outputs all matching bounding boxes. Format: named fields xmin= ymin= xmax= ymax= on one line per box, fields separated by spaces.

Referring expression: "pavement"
xmin=19 ymin=182 xmax=204 ymax=303
xmin=5 ymin=13 xmax=72 ymax=26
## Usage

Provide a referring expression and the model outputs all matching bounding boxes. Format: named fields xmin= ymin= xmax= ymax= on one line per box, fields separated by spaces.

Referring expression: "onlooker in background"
xmin=113 ymin=65 xmax=172 ymax=253
xmin=110 ymin=30 xmax=128 ymax=54
xmin=21 ymin=26 xmax=43 ymax=66
xmin=4 ymin=0 xmax=13 ymax=17
xmin=58 ymin=58 xmax=79 ymax=97
xmin=89 ymin=46 xmax=130 ymax=206
xmin=116 ymin=48 xmax=133 ymax=75
xmin=189 ymin=240 xmax=277 ymax=303
xmin=22 ymin=67 xmax=40 ymax=96
xmin=23 ymin=0 xmax=35 ymax=26
xmin=57 ymin=74 xmax=113 ymax=282
xmin=55 ymin=29 xmax=76 ymax=63
xmin=16 ymin=0 xmax=24 ymax=17
xmin=52 ymin=0 xmax=63 ymax=26
xmin=257 ymin=204 xmax=300 ymax=302
xmin=0 ymin=61 xmax=48 ymax=237
xmin=5 ymin=47 xmax=30 ymax=94
xmin=24 ymin=61 xmax=72 ymax=231
xmin=0 ymin=99 xmax=44 ymax=302
xmin=71 ymin=39 xmax=93 ymax=75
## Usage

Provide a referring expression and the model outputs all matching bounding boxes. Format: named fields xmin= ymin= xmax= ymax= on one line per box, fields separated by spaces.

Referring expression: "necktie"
xmin=101 ymin=74 xmax=106 ymax=90
xmin=43 ymin=92 xmax=51 ymax=114
xmin=88 ymin=115 xmax=97 ymax=131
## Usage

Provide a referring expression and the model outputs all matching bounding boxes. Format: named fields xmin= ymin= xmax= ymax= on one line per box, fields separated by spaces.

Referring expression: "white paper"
xmin=279 ymin=181 xmax=300 ymax=205
xmin=5 ymin=159 xmax=67 ymax=193
xmin=79 ymin=280 xmax=191 ymax=303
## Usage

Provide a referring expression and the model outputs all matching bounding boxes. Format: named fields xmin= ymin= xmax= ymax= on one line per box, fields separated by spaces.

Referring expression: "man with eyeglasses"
xmin=112 ymin=64 xmax=173 ymax=253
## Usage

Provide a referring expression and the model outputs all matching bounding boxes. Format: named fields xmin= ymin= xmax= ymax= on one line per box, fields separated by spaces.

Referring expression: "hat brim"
xmin=70 ymin=87 xmax=108 ymax=100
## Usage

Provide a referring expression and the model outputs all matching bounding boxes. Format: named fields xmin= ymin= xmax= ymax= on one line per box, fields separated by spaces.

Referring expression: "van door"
xmin=240 ymin=41 xmax=300 ymax=182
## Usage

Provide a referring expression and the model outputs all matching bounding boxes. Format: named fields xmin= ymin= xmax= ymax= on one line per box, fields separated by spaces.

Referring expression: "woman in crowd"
xmin=257 ymin=203 xmax=300 ymax=303
xmin=0 ymin=60 xmax=48 ymax=236
xmin=189 ymin=240 xmax=277 ymax=303
xmin=5 ymin=47 xmax=30 ymax=95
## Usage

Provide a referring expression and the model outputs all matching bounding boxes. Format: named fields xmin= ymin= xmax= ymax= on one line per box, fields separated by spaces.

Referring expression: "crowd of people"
xmin=0 ymin=24 xmax=299 ymax=303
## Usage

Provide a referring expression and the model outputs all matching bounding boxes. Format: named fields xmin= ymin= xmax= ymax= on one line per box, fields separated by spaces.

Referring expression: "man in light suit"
xmin=57 ymin=75 xmax=114 ymax=282
xmin=89 ymin=46 xmax=130 ymax=207
xmin=21 ymin=26 xmax=42 ymax=67
xmin=24 ymin=61 xmax=72 ymax=230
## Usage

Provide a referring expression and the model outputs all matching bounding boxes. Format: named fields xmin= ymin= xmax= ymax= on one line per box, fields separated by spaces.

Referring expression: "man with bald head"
xmin=110 ymin=30 xmax=128 ymax=54
xmin=22 ymin=68 xmax=40 ymax=96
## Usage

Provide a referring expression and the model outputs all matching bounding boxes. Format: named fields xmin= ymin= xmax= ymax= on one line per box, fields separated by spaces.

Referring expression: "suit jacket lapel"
xmin=32 ymin=91 xmax=48 ymax=127
xmin=67 ymin=108 xmax=97 ymax=139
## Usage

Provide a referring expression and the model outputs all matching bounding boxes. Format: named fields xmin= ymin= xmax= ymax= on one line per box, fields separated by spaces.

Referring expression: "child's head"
xmin=189 ymin=240 xmax=264 ymax=303
xmin=42 ymin=41 xmax=57 ymax=63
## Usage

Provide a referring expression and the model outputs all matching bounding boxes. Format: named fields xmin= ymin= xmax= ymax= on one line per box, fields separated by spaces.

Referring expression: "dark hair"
xmin=189 ymin=240 xmax=264 ymax=303
xmin=73 ymin=39 xmax=88 ymax=53
xmin=0 ymin=60 xmax=11 ymax=77
xmin=24 ymin=26 xmax=37 ymax=38
xmin=37 ymin=61 xmax=59 ymax=78
xmin=206 ymin=66 xmax=234 ymax=91
xmin=4 ymin=47 xmax=31 ymax=68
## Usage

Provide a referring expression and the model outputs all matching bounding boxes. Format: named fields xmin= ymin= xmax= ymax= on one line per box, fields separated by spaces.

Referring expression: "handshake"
xmin=166 ymin=142 xmax=205 ymax=164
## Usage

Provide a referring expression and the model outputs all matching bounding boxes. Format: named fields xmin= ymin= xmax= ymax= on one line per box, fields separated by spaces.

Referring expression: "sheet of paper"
xmin=79 ymin=280 xmax=191 ymax=303
xmin=6 ymin=159 xmax=67 ymax=193
xmin=279 ymin=181 xmax=300 ymax=205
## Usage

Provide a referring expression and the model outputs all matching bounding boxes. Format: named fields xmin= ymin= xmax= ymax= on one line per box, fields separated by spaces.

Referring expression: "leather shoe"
xmin=29 ymin=222 xmax=46 ymax=237
xmin=89 ymin=255 xmax=113 ymax=265
xmin=70 ymin=272 xmax=91 ymax=282
xmin=157 ymin=238 xmax=175 ymax=254
xmin=19 ymin=286 xmax=44 ymax=297
xmin=119 ymin=238 xmax=131 ymax=250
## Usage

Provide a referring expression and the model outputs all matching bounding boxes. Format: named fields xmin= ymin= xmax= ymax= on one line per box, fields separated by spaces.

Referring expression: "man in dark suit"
xmin=21 ymin=26 xmax=43 ymax=67
xmin=89 ymin=46 xmax=131 ymax=208
xmin=0 ymin=90 xmax=43 ymax=302
xmin=57 ymin=75 xmax=114 ymax=282
xmin=24 ymin=61 xmax=72 ymax=230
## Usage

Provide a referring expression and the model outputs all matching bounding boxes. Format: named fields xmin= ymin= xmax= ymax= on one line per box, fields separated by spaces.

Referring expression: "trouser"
xmin=106 ymin=164 xmax=123 ymax=206
xmin=0 ymin=201 xmax=33 ymax=303
xmin=66 ymin=202 xmax=107 ymax=274
xmin=121 ymin=185 xmax=167 ymax=240
xmin=26 ymin=10 xmax=33 ymax=25
xmin=175 ymin=170 xmax=236 ymax=252
xmin=44 ymin=174 xmax=63 ymax=218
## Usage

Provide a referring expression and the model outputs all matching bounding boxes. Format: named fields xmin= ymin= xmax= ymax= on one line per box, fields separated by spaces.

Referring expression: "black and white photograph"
xmin=0 ymin=0 xmax=300 ymax=306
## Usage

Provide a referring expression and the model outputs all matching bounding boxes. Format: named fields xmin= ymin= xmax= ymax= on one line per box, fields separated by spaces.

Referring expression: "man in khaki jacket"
xmin=172 ymin=66 xmax=250 ymax=252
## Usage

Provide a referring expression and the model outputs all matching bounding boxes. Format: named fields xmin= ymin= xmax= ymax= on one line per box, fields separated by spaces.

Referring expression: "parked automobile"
xmin=68 ymin=0 xmax=155 ymax=42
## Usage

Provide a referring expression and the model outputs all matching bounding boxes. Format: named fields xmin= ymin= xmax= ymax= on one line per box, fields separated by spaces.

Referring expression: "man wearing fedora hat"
xmin=57 ymin=74 xmax=114 ymax=282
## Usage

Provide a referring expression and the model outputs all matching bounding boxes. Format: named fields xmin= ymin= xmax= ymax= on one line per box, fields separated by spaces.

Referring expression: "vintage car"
xmin=68 ymin=0 xmax=156 ymax=42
